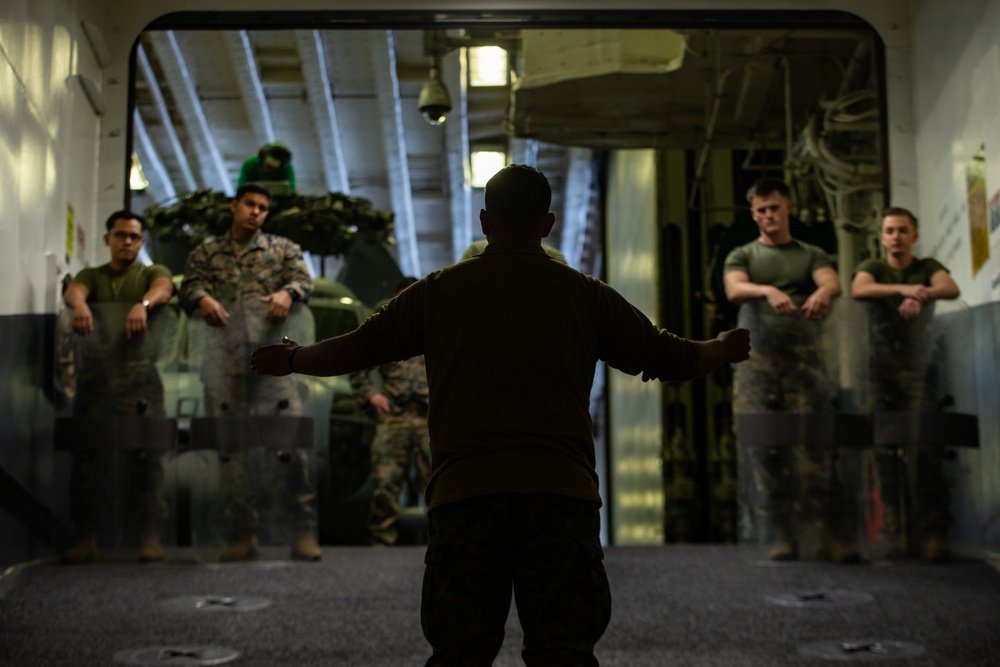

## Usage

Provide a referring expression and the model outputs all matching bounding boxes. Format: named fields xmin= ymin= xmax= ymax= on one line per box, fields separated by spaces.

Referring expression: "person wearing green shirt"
xmin=61 ymin=211 xmax=175 ymax=564
xmin=851 ymin=206 xmax=960 ymax=563
xmin=724 ymin=176 xmax=858 ymax=564
xmin=237 ymin=142 xmax=295 ymax=191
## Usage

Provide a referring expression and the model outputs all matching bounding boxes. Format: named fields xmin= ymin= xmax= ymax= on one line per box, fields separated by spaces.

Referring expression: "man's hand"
xmin=369 ymin=393 xmax=392 ymax=414
xmin=250 ymin=337 xmax=299 ymax=376
xmin=718 ymin=328 xmax=752 ymax=363
xmin=898 ymin=296 xmax=924 ymax=321
xmin=801 ymin=289 xmax=833 ymax=321
xmin=71 ymin=303 xmax=95 ymax=336
xmin=198 ymin=295 xmax=230 ymax=327
xmin=764 ymin=286 xmax=798 ymax=318
xmin=260 ymin=290 xmax=293 ymax=324
xmin=125 ymin=303 xmax=149 ymax=339
xmin=899 ymin=284 xmax=931 ymax=303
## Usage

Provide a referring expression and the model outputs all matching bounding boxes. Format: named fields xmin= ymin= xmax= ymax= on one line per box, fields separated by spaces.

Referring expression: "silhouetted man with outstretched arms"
xmin=251 ymin=164 xmax=750 ymax=666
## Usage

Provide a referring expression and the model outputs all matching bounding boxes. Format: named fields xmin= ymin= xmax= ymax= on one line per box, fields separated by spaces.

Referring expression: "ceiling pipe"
xmin=687 ymin=38 xmax=736 ymax=209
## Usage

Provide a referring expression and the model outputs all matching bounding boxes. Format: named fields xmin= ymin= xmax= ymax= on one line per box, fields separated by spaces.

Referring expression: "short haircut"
xmin=261 ymin=143 xmax=292 ymax=165
xmin=235 ymin=182 xmax=271 ymax=201
xmin=484 ymin=164 xmax=551 ymax=227
xmin=746 ymin=176 xmax=792 ymax=204
xmin=881 ymin=206 xmax=918 ymax=229
xmin=105 ymin=210 xmax=147 ymax=232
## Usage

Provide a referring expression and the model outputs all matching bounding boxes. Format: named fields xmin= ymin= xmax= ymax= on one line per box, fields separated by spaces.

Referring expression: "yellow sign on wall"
xmin=66 ymin=203 xmax=75 ymax=260
xmin=967 ymin=146 xmax=989 ymax=276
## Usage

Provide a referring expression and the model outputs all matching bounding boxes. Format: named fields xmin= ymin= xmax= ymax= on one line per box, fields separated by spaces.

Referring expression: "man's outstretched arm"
xmin=250 ymin=332 xmax=372 ymax=377
xmin=692 ymin=328 xmax=751 ymax=377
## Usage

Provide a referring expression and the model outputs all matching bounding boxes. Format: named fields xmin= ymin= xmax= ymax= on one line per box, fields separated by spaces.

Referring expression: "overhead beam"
xmin=147 ymin=31 xmax=232 ymax=195
xmin=222 ymin=30 xmax=275 ymax=146
xmin=295 ymin=30 xmax=351 ymax=195
xmin=135 ymin=43 xmax=197 ymax=194
xmin=368 ymin=30 xmax=420 ymax=277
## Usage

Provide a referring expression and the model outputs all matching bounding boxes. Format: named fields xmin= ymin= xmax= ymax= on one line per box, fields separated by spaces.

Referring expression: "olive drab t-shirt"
xmin=852 ymin=257 xmax=949 ymax=313
xmin=74 ymin=262 xmax=173 ymax=304
xmin=723 ymin=239 xmax=834 ymax=306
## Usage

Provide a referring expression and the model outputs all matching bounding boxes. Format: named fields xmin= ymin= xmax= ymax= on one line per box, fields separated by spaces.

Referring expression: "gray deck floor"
xmin=2 ymin=544 xmax=999 ymax=666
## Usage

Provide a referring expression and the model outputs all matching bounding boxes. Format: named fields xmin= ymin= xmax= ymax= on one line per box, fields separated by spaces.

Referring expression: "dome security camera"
xmin=418 ymin=67 xmax=452 ymax=126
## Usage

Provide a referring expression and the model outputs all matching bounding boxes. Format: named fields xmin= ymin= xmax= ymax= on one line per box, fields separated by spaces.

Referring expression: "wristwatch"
xmin=284 ymin=288 xmax=299 ymax=301
xmin=141 ymin=299 xmax=151 ymax=310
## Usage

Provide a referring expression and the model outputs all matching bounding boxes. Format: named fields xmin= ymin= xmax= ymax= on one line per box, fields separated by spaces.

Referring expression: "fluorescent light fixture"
xmin=468 ymin=46 xmax=508 ymax=87
xmin=470 ymin=151 xmax=506 ymax=188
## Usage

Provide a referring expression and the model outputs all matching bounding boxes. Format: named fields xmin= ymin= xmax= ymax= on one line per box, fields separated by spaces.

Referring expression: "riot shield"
xmin=302 ymin=287 xmax=376 ymax=545
xmin=183 ymin=301 xmax=320 ymax=562
xmin=54 ymin=302 xmax=181 ymax=562
xmin=733 ymin=299 xmax=862 ymax=561
xmin=851 ymin=298 xmax=979 ymax=560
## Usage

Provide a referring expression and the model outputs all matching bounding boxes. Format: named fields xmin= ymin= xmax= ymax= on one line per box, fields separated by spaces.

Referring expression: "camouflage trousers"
xmin=421 ymin=494 xmax=610 ymax=667
xmin=69 ymin=449 xmax=167 ymax=537
xmin=70 ymin=360 xmax=168 ymax=535
xmin=733 ymin=346 xmax=848 ymax=541
xmin=368 ymin=412 xmax=431 ymax=545
xmin=872 ymin=444 xmax=951 ymax=537
xmin=871 ymin=368 xmax=951 ymax=537
xmin=203 ymin=372 xmax=316 ymax=539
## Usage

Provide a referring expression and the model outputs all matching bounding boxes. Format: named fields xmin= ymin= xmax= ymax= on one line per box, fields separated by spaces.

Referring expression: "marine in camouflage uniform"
xmin=865 ymin=300 xmax=949 ymax=555
xmin=179 ymin=183 xmax=318 ymax=560
xmin=851 ymin=208 xmax=961 ymax=561
xmin=732 ymin=302 xmax=842 ymax=550
xmin=351 ymin=354 xmax=431 ymax=545
xmin=61 ymin=211 xmax=176 ymax=564
xmin=724 ymin=177 xmax=856 ymax=562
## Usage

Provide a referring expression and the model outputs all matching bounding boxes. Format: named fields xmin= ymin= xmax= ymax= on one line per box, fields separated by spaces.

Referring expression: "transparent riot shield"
xmin=183 ymin=301 xmax=319 ymax=562
xmin=733 ymin=299 xmax=863 ymax=561
xmin=302 ymin=287 xmax=376 ymax=545
xmin=851 ymin=298 xmax=979 ymax=560
xmin=54 ymin=302 xmax=181 ymax=562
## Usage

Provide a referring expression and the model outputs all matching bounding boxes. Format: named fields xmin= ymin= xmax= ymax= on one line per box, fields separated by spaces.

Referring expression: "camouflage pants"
xmin=733 ymin=346 xmax=847 ymax=540
xmin=871 ymin=361 xmax=951 ymax=536
xmin=69 ymin=449 xmax=167 ymax=536
xmin=368 ymin=412 xmax=431 ymax=545
xmin=70 ymin=360 xmax=168 ymax=535
xmin=203 ymin=371 xmax=316 ymax=539
xmin=421 ymin=494 xmax=610 ymax=667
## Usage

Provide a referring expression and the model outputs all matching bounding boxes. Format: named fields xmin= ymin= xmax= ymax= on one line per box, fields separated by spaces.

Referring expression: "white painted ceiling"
xmin=130 ymin=16 xmax=878 ymax=282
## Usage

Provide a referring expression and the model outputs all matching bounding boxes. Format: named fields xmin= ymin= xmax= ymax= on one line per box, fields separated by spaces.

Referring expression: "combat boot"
xmin=62 ymin=533 xmax=97 ymax=565
xmin=926 ymin=533 xmax=951 ymax=564
xmin=138 ymin=528 xmax=165 ymax=563
xmin=291 ymin=532 xmax=321 ymax=561
xmin=219 ymin=535 xmax=259 ymax=562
